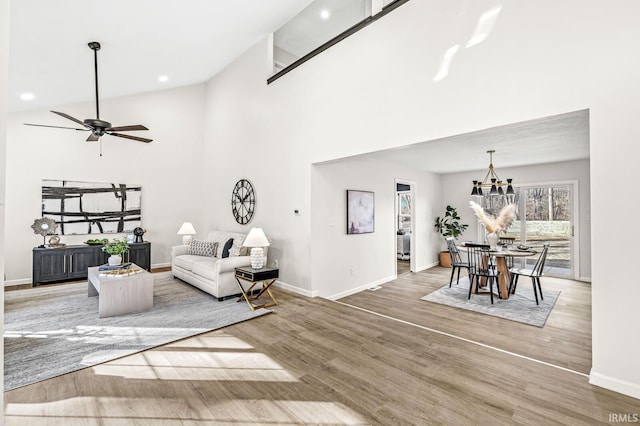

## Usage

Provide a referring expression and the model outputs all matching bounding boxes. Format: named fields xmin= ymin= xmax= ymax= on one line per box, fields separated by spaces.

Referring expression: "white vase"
xmin=486 ymin=232 xmax=499 ymax=250
xmin=108 ymin=254 xmax=122 ymax=266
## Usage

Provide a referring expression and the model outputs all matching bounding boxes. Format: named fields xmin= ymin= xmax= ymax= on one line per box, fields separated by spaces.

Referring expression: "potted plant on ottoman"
xmin=102 ymin=238 xmax=130 ymax=265
xmin=434 ymin=205 xmax=468 ymax=267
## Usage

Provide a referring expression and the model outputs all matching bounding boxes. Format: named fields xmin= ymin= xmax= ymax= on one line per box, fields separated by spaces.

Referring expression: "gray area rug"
xmin=4 ymin=272 xmax=270 ymax=391
xmin=420 ymin=276 xmax=559 ymax=327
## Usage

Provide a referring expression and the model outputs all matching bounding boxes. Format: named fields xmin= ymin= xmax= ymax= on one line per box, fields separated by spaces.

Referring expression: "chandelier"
xmin=470 ymin=150 xmax=515 ymax=198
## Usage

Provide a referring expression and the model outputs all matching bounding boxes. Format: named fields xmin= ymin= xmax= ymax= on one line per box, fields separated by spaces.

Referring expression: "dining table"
xmin=458 ymin=244 xmax=538 ymax=300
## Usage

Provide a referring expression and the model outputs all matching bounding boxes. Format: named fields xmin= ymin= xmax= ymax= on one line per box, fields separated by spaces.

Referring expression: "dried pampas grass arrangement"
xmin=469 ymin=201 xmax=517 ymax=234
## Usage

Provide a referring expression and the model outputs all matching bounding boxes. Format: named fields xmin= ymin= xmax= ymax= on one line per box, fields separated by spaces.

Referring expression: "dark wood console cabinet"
xmin=32 ymin=242 xmax=151 ymax=286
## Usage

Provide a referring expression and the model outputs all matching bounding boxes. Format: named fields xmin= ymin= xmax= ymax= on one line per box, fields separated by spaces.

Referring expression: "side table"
xmin=234 ymin=266 xmax=279 ymax=311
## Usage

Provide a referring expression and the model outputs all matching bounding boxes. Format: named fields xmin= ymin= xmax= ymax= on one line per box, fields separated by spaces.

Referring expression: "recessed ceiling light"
xmin=158 ymin=75 xmax=169 ymax=83
xmin=320 ymin=9 xmax=330 ymax=20
xmin=20 ymin=92 xmax=35 ymax=101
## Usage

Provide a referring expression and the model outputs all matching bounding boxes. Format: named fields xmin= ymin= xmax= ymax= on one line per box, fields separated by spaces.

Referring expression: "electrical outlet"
xmin=273 ymin=259 xmax=279 ymax=268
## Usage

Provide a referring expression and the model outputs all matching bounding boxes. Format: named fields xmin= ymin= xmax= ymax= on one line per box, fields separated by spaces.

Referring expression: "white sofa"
xmin=171 ymin=230 xmax=254 ymax=300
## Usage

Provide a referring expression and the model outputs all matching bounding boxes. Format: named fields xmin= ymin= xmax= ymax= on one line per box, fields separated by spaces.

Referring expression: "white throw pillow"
xmin=229 ymin=239 xmax=249 ymax=257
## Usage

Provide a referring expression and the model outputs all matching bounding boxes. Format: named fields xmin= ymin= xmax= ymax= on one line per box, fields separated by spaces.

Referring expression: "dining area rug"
xmin=4 ymin=272 xmax=271 ymax=391
xmin=420 ymin=276 xmax=560 ymax=327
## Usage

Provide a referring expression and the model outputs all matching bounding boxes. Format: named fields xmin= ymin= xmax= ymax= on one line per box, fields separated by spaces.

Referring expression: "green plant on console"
xmin=101 ymin=238 xmax=130 ymax=256
xmin=434 ymin=205 xmax=468 ymax=238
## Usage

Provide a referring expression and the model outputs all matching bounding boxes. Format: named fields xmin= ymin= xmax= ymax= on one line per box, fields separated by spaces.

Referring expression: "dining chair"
xmin=498 ymin=237 xmax=516 ymax=266
xmin=445 ymin=237 xmax=469 ymax=287
xmin=466 ymin=243 xmax=501 ymax=304
xmin=508 ymin=244 xmax=550 ymax=305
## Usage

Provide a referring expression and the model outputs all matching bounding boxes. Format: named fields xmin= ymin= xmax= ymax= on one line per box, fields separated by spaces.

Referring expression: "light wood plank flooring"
xmin=397 ymin=259 xmax=410 ymax=276
xmin=4 ymin=267 xmax=638 ymax=425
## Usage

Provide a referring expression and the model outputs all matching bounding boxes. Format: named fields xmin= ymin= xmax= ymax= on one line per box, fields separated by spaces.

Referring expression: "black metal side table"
xmin=234 ymin=266 xmax=279 ymax=311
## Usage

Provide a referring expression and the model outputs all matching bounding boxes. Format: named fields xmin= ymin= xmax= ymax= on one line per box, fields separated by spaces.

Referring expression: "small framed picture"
xmin=126 ymin=234 xmax=135 ymax=244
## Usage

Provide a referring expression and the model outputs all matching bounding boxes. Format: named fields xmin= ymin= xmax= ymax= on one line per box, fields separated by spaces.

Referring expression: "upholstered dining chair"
xmin=445 ymin=237 xmax=469 ymax=287
xmin=466 ymin=243 xmax=501 ymax=304
xmin=508 ymin=244 xmax=550 ymax=305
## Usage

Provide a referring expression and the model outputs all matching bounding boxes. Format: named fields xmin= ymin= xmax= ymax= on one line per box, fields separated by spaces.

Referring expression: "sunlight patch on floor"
xmin=92 ymin=339 xmax=299 ymax=382
xmin=5 ymin=398 xmax=368 ymax=425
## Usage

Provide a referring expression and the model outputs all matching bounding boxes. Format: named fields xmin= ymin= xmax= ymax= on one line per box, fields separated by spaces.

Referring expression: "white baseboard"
xmin=590 ymin=369 xmax=640 ymax=400
xmin=152 ymin=262 xmax=171 ymax=269
xmin=416 ymin=261 xmax=439 ymax=272
xmin=4 ymin=278 xmax=32 ymax=288
xmin=274 ymin=280 xmax=317 ymax=298
xmin=324 ymin=275 xmax=396 ymax=301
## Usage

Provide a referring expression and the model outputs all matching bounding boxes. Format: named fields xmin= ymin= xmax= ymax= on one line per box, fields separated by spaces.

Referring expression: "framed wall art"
xmin=346 ymin=190 xmax=375 ymax=234
xmin=42 ymin=179 xmax=142 ymax=235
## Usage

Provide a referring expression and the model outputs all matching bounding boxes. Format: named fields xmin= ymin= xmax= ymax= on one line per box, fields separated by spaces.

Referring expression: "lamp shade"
xmin=243 ymin=227 xmax=270 ymax=247
xmin=177 ymin=222 xmax=197 ymax=235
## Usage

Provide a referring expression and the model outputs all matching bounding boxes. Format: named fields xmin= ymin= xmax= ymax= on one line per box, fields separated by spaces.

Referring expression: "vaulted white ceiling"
xmin=8 ymin=0 xmax=314 ymax=113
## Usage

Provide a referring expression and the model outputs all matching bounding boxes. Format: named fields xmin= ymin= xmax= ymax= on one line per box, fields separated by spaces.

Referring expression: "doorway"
xmin=395 ymin=180 xmax=415 ymax=276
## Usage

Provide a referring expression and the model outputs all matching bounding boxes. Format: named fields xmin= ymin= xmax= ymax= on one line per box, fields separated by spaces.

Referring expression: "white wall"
xmin=311 ymin=156 xmax=440 ymax=299
xmin=202 ymin=0 xmax=639 ymax=399
xmin=5 ymin=84 xmax=206 ymax=283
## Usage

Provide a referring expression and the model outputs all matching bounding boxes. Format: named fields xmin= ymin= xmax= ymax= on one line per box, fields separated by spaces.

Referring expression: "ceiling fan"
xmin=24 ymin=41 xmax=153 ymax=144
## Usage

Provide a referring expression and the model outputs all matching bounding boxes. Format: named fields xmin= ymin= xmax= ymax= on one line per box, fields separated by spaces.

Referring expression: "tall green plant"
xmin=434 ymin=205 xmax=468 ymax=238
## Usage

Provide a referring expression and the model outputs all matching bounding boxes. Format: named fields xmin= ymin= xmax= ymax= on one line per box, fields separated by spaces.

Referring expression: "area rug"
xmin=4 ymin=272 xmax=270 ymax=391
xmin=420 ymin=276 xmax=560 ymax=327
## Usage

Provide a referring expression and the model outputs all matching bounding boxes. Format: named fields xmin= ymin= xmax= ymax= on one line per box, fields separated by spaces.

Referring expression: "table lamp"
xmin=177 ymin=222 xmax=197 ymax=245
xmin=243 ymin=227 xmax=270 ymax=269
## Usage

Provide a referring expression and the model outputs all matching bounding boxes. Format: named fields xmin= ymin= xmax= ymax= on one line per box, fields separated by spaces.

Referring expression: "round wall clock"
xmin=231 ymin=179 xmax=255 ymax=224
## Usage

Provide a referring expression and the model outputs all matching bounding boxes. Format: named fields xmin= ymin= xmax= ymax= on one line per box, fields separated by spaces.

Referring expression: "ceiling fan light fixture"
xmin=23 ymin=41 xmax=153 ymax=147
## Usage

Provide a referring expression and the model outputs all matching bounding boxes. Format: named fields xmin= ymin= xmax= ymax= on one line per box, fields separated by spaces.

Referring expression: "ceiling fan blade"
xmin=24 ymin=123 xmax=89 ymax=131
xmin=86 ymin=133 xmax=100 ymax=142
xmin=107 ymin=132 xmax=153 ymax=143
xmin=51 ymin=110 xmax=90 ymax=128
xmin=106 ymin=124 xmax=149 ymax=132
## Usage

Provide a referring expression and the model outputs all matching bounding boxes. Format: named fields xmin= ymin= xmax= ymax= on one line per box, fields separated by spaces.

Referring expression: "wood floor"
xmin=4 ymin=267 xmax=638 ymax=425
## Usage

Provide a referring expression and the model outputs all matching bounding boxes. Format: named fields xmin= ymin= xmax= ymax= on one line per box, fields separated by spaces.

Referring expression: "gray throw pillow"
xmin=188 ymin=240 xmax=218 ymax=257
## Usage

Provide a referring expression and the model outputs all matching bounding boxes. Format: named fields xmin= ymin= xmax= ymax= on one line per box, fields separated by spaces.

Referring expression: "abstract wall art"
xmin=42 ymin=179 xmax=142 ymax=235
xmin=346 ymin=189 xmax=375 ymax=234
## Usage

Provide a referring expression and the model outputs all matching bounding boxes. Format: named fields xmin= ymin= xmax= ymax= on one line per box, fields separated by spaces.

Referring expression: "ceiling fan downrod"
xmin=88 ymin=41 xmax=101 ymax=119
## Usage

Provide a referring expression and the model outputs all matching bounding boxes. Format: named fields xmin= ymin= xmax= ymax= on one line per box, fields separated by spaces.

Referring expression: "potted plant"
xmin=101 ymin=238 xmax=130 ymax=265
xmin=434 ymin=205 xmax=468 ymax=267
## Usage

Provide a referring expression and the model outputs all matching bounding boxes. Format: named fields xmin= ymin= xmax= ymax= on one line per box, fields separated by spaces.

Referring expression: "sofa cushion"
xmin=191 ymin=260 xmax=218 ymax=281
xmin=174 ymin=254 xmax=209 ymax=271
xmin=221 ymin=238 xmax=234 ymax=258
xmin=188 ymin=240 xmax=218 ymax=257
